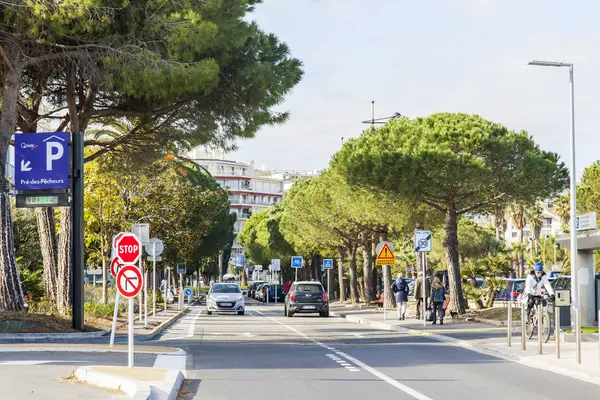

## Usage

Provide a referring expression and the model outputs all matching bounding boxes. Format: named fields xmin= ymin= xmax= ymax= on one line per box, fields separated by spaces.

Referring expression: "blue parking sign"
xmin=15 ymin=132 xmax=70 ymax=190
xmin=291 ymin=256 xmax=303 ymax=269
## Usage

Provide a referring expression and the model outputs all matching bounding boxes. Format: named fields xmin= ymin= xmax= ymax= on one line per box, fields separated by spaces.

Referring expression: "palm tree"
xmin=490 ymin=206 xmax=508 ymax=241
xmin=553 ymin=195 xmax=570 ymax=227
xmin=509 ymin=204 xmax=527 ymax=277
xmin=525 ymin=206 xmax=543 ymax=255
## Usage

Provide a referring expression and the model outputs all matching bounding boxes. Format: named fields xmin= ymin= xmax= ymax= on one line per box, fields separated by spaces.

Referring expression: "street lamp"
xmin=528 ymin=60 xmax=580 ymax=363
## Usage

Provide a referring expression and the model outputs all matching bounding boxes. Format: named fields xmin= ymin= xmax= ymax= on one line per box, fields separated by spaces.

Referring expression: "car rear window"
xmin=513 ymin=280 xmax=525 ymax=292
xmin=295 ymin=284 xmax=323 ymax=292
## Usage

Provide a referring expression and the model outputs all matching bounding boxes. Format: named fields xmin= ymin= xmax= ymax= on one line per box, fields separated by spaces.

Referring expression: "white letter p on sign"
xmin=46 ymin=142 xmax=64 ymax=171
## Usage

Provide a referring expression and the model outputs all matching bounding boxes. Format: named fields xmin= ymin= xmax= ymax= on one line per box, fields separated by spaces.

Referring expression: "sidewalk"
xmin=330 ymin=303 xmax=600 ymax=386
xmin=112 ymin=304 xmax=190 ymax=342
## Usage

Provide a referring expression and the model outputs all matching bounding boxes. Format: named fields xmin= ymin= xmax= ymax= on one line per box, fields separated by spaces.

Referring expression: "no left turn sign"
xmin=116 ymin=264 xmax=143 ymax=298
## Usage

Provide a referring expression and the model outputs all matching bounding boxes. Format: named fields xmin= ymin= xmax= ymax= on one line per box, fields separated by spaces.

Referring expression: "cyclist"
xmin=524 ymin=261 xmax=555 ymax=319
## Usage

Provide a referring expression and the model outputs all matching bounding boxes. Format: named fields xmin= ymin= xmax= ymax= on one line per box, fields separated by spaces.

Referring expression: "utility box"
xmin=555 ymin=289 xmax=571 ymax=306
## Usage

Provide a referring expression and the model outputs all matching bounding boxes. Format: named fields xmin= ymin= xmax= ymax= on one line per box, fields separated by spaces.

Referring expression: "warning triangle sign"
xmin=376 ymin=243 xmax=395 ymax=261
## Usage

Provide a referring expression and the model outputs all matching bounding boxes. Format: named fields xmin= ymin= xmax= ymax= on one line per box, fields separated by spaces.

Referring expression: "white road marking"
xmin=254 ymin=310 xmax=433 ymax=400
xmin=342 ymin=332 xmax=365 ymax=338
xmin=187 ymin=309 xmax=201 ymax=337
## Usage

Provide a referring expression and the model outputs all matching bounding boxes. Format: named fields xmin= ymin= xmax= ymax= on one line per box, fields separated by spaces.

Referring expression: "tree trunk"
xmin=57 ymin=207 xmax=72 ymax=315
xmin=361 ymin=234 xmax=374 ymax=304
xmin=101 ymin=233 xmax=109 ymax=304
xmin=443 ymin=208 xmax=465 ymax=314
xmin=36 ymin=208 xmax=58 ymax=303
xmin=241 ymin=267 xmax=247 ymax=287
xmin=371 ymin=241 xmax=378 ymax=297
xmin=0 ymin=194 xmax=25 ymax=311
xmin=337 ymin=246 xmax=346 ymax=302
xmin=518 ymin=229 xmax=525 ymax=278
xmin=348 ymin=244 xmax=359 ymax=303
xmin=0 ymin=55 xmax=25 ymax=311
xmin=384 ymin=265 xmax=396 ymax=309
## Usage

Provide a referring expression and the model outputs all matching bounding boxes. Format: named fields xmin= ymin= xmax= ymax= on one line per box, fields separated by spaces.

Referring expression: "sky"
xmin=229 ymin=0 xmax=600 ymax=178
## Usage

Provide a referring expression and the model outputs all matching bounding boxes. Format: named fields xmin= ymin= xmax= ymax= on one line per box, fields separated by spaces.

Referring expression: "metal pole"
xmin=521 ymin=301 xmax=526 ymax=350
xmin=537 ymin=303 xmax=543 ymax=354
xmin=327 ymin=269 xmax=330 ymax=303
xmin=275 ymin=272 xmax=277 ymax=304
xmin=556 ymin=305 xmax=561 ymax=358
xmin=566 ymin=64 xmax=581 ymax=364
xmin=138 ymin=255 xmax=143 ymax=322
xmin=179 ymin=273 xmax=183 ymax=310
xmin=153 ymin=242 xmax=156 ymax=317
xmin=109 ymin=290 xmax=120 ymax=347
xmin=383 ymin=265 xmax=387 ymax=320
xmin=128 ymin=298 xmax=134 ymax=368
xmin=72 ymin=131 xmax=85 ymax=330
xmin=295 ymin=268 xmax=298 ymax=282
xmin=144 ymin=269 xmax=148 ymax=327
xmin=422 ymin=253 xmax=426 ymax=327
xmin=165 ymin=267 xmax=169 ymax=315
xmin=507 ymin=300 xmax=512 ymax=347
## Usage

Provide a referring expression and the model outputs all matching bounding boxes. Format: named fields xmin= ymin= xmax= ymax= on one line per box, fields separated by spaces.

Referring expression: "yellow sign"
xmin=375 ymin=242 xmax=395 ymax=266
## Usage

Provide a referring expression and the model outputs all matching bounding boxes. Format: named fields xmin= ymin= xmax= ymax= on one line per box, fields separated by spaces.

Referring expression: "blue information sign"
xmin=235 ymin=255 xmax=245 ymax=267
xmin=177 ymin=263 xmax=186 ymax=274
xmin=15 ymin=132 xmax=70 ymax=190
xmin=323 ymin=259 xmax=333 ymax=269
xmin=291 ymin=256 xmax=303 ymax=269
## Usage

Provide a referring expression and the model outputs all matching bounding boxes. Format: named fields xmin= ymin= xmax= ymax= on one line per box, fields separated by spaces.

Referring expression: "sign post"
xmin=165 ymin=266 xmax=172 ymax=315
xmin=415 ymin=230 xmax=432 ymax=327
xmin=116 ymin=264 xmax=143 ymax=368
xmin=145 ymin=238 xmax=164 ymax=317
xmin=323 ymin=259 xmax=334 ymax=303
xmin=185 ymin=288 xmax=193 ymax=304
xmin=292 ymin=256 xmax=303 ymax=281
xmin=109 ymin=237 xmax=121 ymax=347
xmin=271 ymin=259 xmax=281 ymax=303
xmin=376 ymin=242 xmax=395 ymax=320
xmin=132 ymin=224 xmax=149 ymax=326
xmin=115 ymin=232 xmax=142 ymax=326
xmin=177 ymin=263 xmax=186 ymax=310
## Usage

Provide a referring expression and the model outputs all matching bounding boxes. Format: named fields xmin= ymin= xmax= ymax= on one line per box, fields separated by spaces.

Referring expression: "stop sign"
xmin=115 ymin=233 xmax=141 ymax=264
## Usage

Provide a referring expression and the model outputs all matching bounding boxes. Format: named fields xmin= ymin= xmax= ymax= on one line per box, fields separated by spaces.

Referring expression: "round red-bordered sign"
xmin=116 ymin=264 xmax=143 ymax=298
xmin=110 ymin=257 xmax=121 ymax=278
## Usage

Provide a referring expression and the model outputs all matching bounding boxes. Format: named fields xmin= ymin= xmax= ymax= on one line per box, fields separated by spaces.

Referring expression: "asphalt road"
xmin=156 ymin=303 xmax=600 ymax=400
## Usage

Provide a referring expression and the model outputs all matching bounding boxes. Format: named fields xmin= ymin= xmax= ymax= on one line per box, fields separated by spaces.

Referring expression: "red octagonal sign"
xmin=115 ymin=232 xmax=141 ymax=264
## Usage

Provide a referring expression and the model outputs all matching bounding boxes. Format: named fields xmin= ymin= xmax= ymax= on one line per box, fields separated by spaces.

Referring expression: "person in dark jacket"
xmin=430 ymin=277 xmax=447 ymax=325
xmin=392 ymin=273 xmax=408 ymax=320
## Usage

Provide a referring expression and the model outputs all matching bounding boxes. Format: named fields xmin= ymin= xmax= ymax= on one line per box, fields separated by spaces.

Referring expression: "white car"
xmin=206 ymin=283 xmax=245 ymax=315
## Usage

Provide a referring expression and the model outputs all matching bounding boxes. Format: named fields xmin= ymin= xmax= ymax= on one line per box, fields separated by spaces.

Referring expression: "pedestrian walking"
xmin=414 ymin=271 xmax=431 ymax=319
xmin=391 ymin=273 xmax=408 ymax=320
xmin=430 ymin=277 xmax=447 ymax=325
xmin=284 ymin=280 xmax=292 ymax=293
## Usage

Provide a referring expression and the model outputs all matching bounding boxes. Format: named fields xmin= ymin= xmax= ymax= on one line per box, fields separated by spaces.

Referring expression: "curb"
xmin=151 ymin=369 xmax=185 ymax=400
xmin=0 ymin=329 xmax=110 ymax=343
xmin=333 ymin=311 xmax=600 ymax=387
xmin=75 ymin=366 xmax=151 ymax=400
xmin=0 ymin=346 xmax=186 ymax=355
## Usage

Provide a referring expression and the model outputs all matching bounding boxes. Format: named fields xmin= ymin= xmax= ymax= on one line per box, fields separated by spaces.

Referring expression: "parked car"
xmin=284 ymin=281 xmax=329 ymax=317
xmin=494 ymin=278 xmax=526 ymax=302
xmin=249 ymin=281 xmax=267 ymax=299
xmin=263 ymin=284 xmax=285 ymax=303
xmin=206 ymin=283 xmax=245 ymax=315
xmin=255 ymin=283 xmax=269 ymax=302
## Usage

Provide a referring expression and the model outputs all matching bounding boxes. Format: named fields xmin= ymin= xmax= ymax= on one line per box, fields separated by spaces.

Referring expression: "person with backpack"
xmin=392 ymin=273 xmax=408 ymax=320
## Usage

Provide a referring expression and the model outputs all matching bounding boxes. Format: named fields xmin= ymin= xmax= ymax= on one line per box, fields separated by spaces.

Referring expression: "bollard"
xmin=555 ymin=306 xmax=561 ymax=359
xmin=507 ymin=300 xmax=512 ymax=347
xmin=537 ymin=303 xmax=543 ymax=354
xmin=521 ymin=302 xmax=526 ymax=350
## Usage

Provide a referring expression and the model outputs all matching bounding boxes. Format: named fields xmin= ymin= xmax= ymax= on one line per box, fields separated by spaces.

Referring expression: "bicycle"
xmin=525 ymin=293 xmax=552 ymax=343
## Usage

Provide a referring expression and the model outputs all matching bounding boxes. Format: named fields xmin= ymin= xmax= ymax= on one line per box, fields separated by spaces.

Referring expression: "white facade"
xmin=188 ymin=148 xmax=284 ymax=258
xmin=268 ymin=169 xmax=322 ymax=192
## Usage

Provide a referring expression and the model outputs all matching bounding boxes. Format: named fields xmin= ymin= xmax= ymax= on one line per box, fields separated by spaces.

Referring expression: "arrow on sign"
xmin=20 ymin=160 xmax=32 ymax=171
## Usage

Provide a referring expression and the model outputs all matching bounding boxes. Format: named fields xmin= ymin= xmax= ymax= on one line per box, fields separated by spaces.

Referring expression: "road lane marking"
xmin=187 ymin=309 xmax=201 ymax=337
xmin=254 ymin=310 xmax=433 ymax=399
xmin=0 ymin=360 xmax=87 ymax=366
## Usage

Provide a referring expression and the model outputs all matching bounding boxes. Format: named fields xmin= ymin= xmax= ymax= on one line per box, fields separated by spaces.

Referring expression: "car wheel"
xmin=321 ymin=310 xmax=329 ymax=318
xmin=207 ymin=310 xmax=212 ymax=315
xmin=286 ymin=307 xmax=294 ymax=318
xmin=238 ymin=310 xmax=245 ymax=316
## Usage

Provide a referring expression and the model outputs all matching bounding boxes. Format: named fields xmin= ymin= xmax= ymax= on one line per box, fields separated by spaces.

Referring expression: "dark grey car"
xmin=284 ymin=281 xmax=329 ymax=317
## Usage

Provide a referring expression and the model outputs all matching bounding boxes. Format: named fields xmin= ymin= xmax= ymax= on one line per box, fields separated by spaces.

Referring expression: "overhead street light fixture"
xmin=528 ymin=59 xmax=579 ymax=363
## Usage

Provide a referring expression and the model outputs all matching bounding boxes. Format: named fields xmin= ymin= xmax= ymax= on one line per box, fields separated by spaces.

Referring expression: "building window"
xmin=543 ymin=218 xmax=553 ymax=229
xmin=512 ymin=231 xmax=518 ymax=238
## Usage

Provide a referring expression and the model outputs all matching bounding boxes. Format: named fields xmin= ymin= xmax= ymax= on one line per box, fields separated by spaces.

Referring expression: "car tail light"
xmin=322 ymin=293 xmax=328 ymax=301
xmin=290 ymin=292 xmax=295 ymax=301
xmin=509 ymin=292 xmax=518 ymax=298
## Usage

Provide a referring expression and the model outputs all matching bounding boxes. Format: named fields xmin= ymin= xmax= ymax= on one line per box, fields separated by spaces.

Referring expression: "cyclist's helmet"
xmin=533 ymin=261 xmax=544 ymax=272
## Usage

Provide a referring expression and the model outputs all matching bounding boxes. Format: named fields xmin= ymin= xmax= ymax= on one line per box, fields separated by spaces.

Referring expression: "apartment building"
xmin=188 ymin=148 xmax=284 ymax=258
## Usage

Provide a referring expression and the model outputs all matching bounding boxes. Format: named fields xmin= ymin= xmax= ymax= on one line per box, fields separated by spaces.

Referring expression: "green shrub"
xmin=85 ymin=302 xmax=119 ymax=318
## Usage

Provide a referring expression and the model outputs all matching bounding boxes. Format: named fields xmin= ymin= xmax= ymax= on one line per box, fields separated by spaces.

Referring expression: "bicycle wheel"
xmin=542 ymin=313 xmax=551 ymax=343
xmin=526 ymin=316 xmax=535 ymax=339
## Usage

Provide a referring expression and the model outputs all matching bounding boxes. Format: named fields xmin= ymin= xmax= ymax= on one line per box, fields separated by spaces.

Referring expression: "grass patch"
xmin=565 ymin=327 xmax=599 ymax=334
xmin=0 ymin=310 xmax=126 ymax=334
xmin=474 ymin=306 xmax=510 ymax=321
